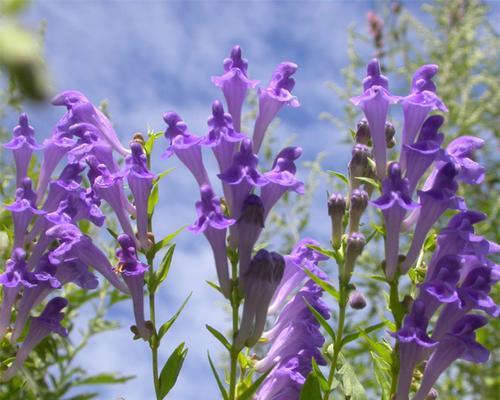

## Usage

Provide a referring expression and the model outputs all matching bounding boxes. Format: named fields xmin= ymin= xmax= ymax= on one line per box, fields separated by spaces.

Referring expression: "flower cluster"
xmin=255 ymin=239 xmax=330 ymax=399
xmin=1 ymin=93 xmax=155 ymax=379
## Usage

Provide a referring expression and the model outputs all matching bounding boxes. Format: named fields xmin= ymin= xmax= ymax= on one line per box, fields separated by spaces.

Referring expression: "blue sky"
xmin=9 ymin=1 xmax=498 ymax=399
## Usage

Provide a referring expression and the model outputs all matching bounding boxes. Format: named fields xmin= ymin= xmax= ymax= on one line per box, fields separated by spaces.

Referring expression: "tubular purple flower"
xmin=404 ymin=115 xmax=445 ymax=195
xmin=439 ymin=136 xmax=485 ymax=185
xmin=162 ymin=112 xmax=209 ymax=186
xmin=188 ymin=184 xmax=235 ymax=298
xmin=4 ymin=113 xmax=41 ymax=187
xmin=399 ymin=64 xmax=447 ymax=171
xmin=261 ymin=146 xmax=304 ymax=219
xmin=211 ymin=45 xmax=259 ymax=132
xmin=116 ymin=234 xmax=151 ymax=340
xmin=52 ymin=90 xmax=130 ymax=156
xmin=5 ymin=178 xmax=45 ymax=248
xmin=402 ymin=162 xmax=463 ymax=273
xmin=218 ymin=138 xmax=268 ymax=221
xmin=351 ymin=59 xmax=399 ymax=179
xmin=255 ymin=356 xmax=306 ymax=400
xmin=236 ymin=194 xmax=265 ymax=289
xmin=395 ymin=300 xmax=437 ymax=400
xmin=92 ymin=160 xmax=136 ymax=241
xmin=125 ymin=142 xmax=155 ymax=249
xmin=235 ymin=250 xmax=284 ymax=349
xmin=2 ymin=297 xmax=68 ymax=381
xmin=371 ymin=163 xmax=419 ymax=280
xmin=46 ymin=223 xmax=128 ymax=293
xmin=252 ymin=62 xmax=300 ymax=153
xmin=413 ymin=315 xmax=489 ymax=400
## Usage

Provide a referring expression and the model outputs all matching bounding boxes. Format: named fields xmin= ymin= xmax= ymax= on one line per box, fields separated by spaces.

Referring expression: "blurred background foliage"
xmin=0 ymin=0 xmax=498 ymax=399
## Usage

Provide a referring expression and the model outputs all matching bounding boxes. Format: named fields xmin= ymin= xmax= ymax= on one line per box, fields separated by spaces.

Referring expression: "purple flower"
xmin=211 ymin=45 xmax=259 ymax=132
xmin=401 ymin=162 xmax=463 ymax=273
xmin=5 ymin=178 xmax=45 ymax=248
xmin=189 ymin=184 xmax=235 ymax=298
xmin=162 ymin=112 xmax=209 ymax=186
xmin=218 ymin=138 xmax=268 ymax=222
xmin=3 ymin=113 xmax=41 ymax=187
xmin=371 ymin=163 xmax=419 ymax=280
xmin=351 ymin=59 xmax=399 ymax=178
xmin=3 ymin=297 xmax=68 ymax=381
xmin=252 ymin=62 xmax=300 ymax=153
xmin=438 ymin=136 xmax=485 ymax=185
xmin=255 ymin=356 xmax=306 ymax=400
xmin=91 ymin=159 xmax=136 ymax=241
xmin=52 ymin=90 xmax=130 ymax=156
xmin=261 ymin=146 xmax=304 ymax=219
xmin=116 ymin=234 xmax=152 ymax=340
xmin=403 ymin=115 xmax=445 ymax=195
xmin=413 ymin=315 xmax=489 ymax=400
xmin=125 ymin=142 xmax=155 ymax=250
xmin=399 ymin=65 xmax=447 ymax=171
xmin=46 ymin=223 xmax=129 ymax=293
xmin=395 ymin=300 xmax=437 ymax=400
xmin=269 ymin=238 xmax=328 ymax=313
xmin=234 ymin=250 xmax=284 ymax=349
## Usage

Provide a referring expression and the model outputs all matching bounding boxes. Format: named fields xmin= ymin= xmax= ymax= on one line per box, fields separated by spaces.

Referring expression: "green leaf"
xmin=75 ymin=373 xmax=134 ymax=385
xmin=156 ymin=168 xmax=174 ymax=182
xmin=340 ymin=321 xmax=386 ymax=347
xmin=338 ymin=360 xmax=367 ymax=400
xmin=327 ymin=170 xmax=349 ymax=185
xmin=206 ymin=280 xmax=223 ymax=295
xmin=361 ymin=334 xmax=393 ymax=365
xmin=157 ymin=292 xmax=192 ymax=341
xmin=370 ymin=351 xmax=392 ymax=400
xmin=355 ymin=176 xmax=381 ymax=191
xmin=207 ymin=352 xmax=229 ymax=400
xmin=158 ymin=342 xmax=188 ymax=399
xmin=106 ymin=227 xmax=118 ymax=241
xmin=153 ymin=226 xmax=185 ymax=254
xmin=304 ymin=298 xmax=336 ymax=341
xmin=311 ymin=357 xmax=329 ymax=392
xmin=150 ymin=244 xmax=176 ymax=294
xmin=144 ymin=131 xmax=163 ymax=155
xmin=306 ymin=244 xmax=337 ymax=259
xmin=303 ymin=268 xmax=340 ymax=301
xmin=147 ymin=181 xmax=160 ymax=215
xmin=300 ymin=373 xmax=322 ymax=400
xmin=238 ymin=367 xmax=273 ymax=400
xmin=206 ymin=324 xmax=231 ymax=351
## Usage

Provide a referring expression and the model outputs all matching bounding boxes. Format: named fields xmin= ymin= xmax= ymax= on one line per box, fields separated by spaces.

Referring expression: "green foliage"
xmin=158 ymin=343 xmax=188 ymax=399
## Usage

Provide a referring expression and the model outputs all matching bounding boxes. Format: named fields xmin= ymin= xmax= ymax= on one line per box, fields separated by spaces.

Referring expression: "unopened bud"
xmin=355 ymin=119 xmax=371 ymax=145
xmin=425 ymin=388 xmax=438 ymax=400
xmin=348 ymin=144 xmax=370 ymax=189
xmin=348 ymin=291 xmax=367 ymax=310
xmin=342 ymin=233 xmax=366 ymax=283
xmin=348 ymin=189 xmax=368 ymax=233
xmin=133 ymin=132 xmax=145 ymax=145
xmin=385 ymin=122 xmax=395 ymax=147
xmin=328 ymin=193 xmax=346 ymax=249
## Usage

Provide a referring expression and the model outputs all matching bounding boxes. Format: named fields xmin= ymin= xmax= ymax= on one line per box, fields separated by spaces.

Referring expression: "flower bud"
xmin=348 ymin=189 xmax=368 ymax=233
xmin=348 ymin=144 xmax=370 ymax=189
xmin=355 ymin=119 xmax=371 ymax=145
xmin=348 ymin=290 xmax=367 ymax=310
xmin=342 ymin=232 xmax=366 ymax=283
xmin=385 ymin=121 xmax=395 ymax=147
xmin=328 ymin=193 xmax=346 ymax=249
xmin=425 ymin=388 xmax=438 ymax=400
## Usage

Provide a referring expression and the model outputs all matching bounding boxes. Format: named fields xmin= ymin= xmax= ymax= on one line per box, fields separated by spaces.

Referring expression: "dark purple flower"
xmin=395 ymin=300 xmax=437 ymax=400
xmin=162 ymin=112 xmax=209 ymax=186
xmin=46 ymin=223 xmax=128 ymax=293
xmin=371 ymin=163 xmax=419 ymax=280
xmin=5 ymin=178 xmax=45 ymax=248
xmin=116 ymin=234 xmax=151 ymax=340
xmin=3 ymin=297 xmax=68 ymax=381
xmin=403 ymin=115 xmax=445 ymax=194
xmin=255 ymin=356 xmax=306 ymax=400
xmin=438 ymin=136 xmax=485 ymax=185
xmin=218 ymin=138 xmax=268 ymax=221
xmin=52 ymin=90 xmax=129 ymax=156
xmin=4 ymin=113 xmax=41 ymax=187
xmin=252 ymin=62 xmax=300 ymax=153
xmin=235 ymin=250 xmax=284 ymax=349
xmin=351 ymin=59 xmax=399 ymax=178
xmin=125 ymin=142 xmax=155 ymax=250
xmin=261 ymin=146 xmax=304 ymax=219
xmin=399 ymin=65 xmax=447 ymax=171
xmin=402 ymin=162 xmax=464 ymax=273
xmin=413 ymin=315 xmax=489 ymax=400
xmin=211 ymin=45 xmax=259 ymax=132
xmin=189 ymin=184 xmax=235 ymax=298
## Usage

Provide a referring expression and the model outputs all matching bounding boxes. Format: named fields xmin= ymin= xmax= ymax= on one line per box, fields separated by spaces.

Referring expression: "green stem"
xmin=147 ymin=252 xmax=161 ymax=400
xmin=228 ymin=257 xmax=241 ymax=400
xmin=324 ymin=284 xmax=348 ymax=400
xmin=389 ymin=278 xmax=403 ymax=397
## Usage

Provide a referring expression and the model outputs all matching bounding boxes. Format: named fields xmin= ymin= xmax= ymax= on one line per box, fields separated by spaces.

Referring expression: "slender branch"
xmin=147 ymin=252 xmax=161 ymax=400
xmin=228 ymin=256 xmax=241 ymax=400
xmin=389 ymin=277 xmax=404 ymax=397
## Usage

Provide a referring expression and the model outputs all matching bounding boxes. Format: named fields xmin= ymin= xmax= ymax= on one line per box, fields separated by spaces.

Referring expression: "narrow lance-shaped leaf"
xmin=158 ymin=342 xmax=188 ymax=399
